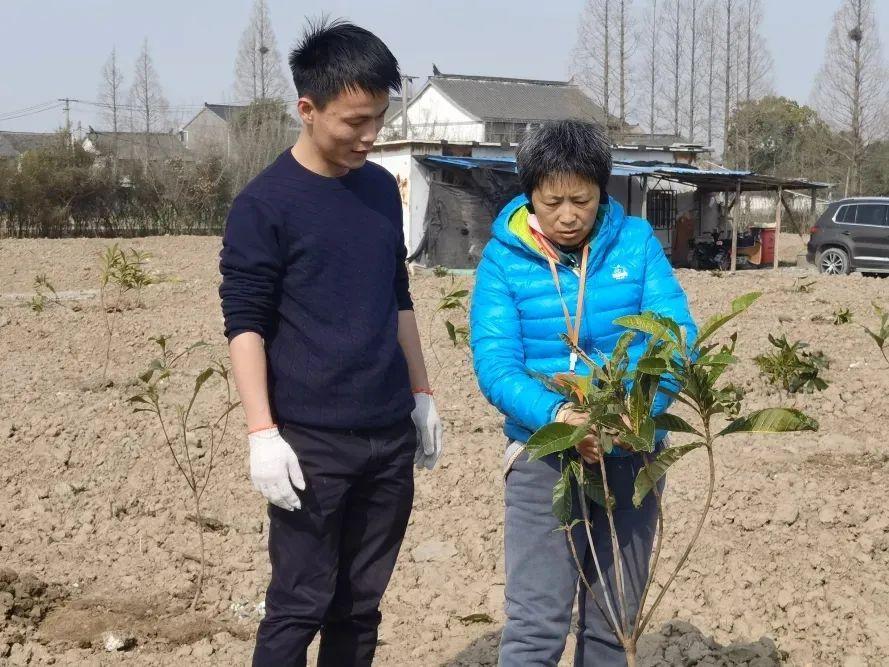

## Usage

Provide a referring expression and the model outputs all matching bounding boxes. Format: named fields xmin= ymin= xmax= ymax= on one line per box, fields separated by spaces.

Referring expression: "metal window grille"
xmin=646 ymin=190 xmax=677 ymax=231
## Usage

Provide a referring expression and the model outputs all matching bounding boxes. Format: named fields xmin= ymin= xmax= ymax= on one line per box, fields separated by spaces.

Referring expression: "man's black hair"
xmin=516 ymin=119 xmax=612 ymax=200
xmin=289 ymin=18 xmax=401 ymax=108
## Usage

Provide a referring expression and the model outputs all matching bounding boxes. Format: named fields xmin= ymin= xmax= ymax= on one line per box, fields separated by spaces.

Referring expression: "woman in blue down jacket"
xmin=470 ymin=120 xmax=697 ymax=667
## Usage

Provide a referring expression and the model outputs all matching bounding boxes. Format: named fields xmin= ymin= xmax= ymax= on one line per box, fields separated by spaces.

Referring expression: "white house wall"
xmin=401 ymin=86 xmax=484 ymax=143
xmin=408 ymin=158 xmax=430 ymax=254
xmin=368 ymin=144 xmax=443 ymax=256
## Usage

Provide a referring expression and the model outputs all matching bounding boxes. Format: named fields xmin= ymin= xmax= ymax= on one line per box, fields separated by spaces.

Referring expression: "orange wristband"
xmin=248 ymin=424 xmax=277 ymax=435
xmin=413 ymin=387 xmax=434 ymax=396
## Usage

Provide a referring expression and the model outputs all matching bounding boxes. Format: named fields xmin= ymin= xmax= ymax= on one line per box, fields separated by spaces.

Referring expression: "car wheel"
xmin=817 ymin=248 xmax=850 ymax=275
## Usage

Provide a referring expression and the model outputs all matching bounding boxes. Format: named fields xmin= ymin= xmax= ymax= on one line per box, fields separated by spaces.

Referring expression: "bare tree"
xmin=229 ymin=100 xmax=298 ymax=190
xmin=743 ymin=0 xmax=772 ymax=102
xmin=636 ymin=0 xmax=663 ymax=137
xmin=234 ymin=0 xmax=288 ymax=102
xmin=573 ymin=0 xmax=613 ymax=123
xmin=734 ymin=0 xmax=774 ymax=167
xmin=618 ymin=0 xmax=631 ymax=127
xmin=129 ymin=39 xmax=169 ymax=172
xmin=813 ymin=0 xmax=887 ymax=195
xmin=662 ymin=0 xmax=685 ymax=138
xmin=703 ymin=0 xmax=720 ymax=147
xmin=723 ymin=0 xmax=733 ymax=163
xmin=99 ymin=48 xmax=124 ymax=179
xmin=687 ymin=0 xmax=699 ymax=142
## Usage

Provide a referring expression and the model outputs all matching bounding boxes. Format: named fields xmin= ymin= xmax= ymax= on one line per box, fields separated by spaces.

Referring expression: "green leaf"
xmin=864 ymin=328 xmax=886 ymax=349
xmin=610 ymin=330 xmax=637 ymax=369
xmin=128 ymin=395 xmax=151 ymax=405
xmin=459 ymin=613 xmax=494 ymax=625
xmin=613 ymin=313 xmax=668 ymax=341
xmin=445 ymin=320 xmax=457 ymax=345
xmin=695 ymin=292 xmax=762 ymax=350
xmin=552 ymin=465 xmax=573 ymax=523
xmin=636 ymin=357 xmax=668 ymax=375
xmin=654 ymin=413 xmax=703 ymax=436
xmin=620 ymin=432 xmax=654 ymax=453
xmin=717 ymin=408 xmax=818 ymax=438
xmin=556 ymin=518 xmax=583 ymax=532
xmin=633 ymin=442 xmax=705 ymax=507
xmin=570 ymin=460 xmax=612 ymax=509
xmin=527 ymin=423 xmax=587 ymax=461
xmin=193 ymin=367 xmax=214 ymax=395
xmin=730 ymin=291 xmax=762 ymax=312
xmin=697 ymin=352 xmax=738 ymax=367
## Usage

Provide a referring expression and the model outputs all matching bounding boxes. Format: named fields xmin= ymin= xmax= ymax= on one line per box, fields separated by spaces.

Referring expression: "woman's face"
xmin=530 ymin=173 xmax=601 ymax=248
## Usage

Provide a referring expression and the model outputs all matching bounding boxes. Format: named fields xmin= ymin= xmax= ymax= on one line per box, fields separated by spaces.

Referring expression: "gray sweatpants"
xmin=500 ymin=444 xmax=661 ymax=667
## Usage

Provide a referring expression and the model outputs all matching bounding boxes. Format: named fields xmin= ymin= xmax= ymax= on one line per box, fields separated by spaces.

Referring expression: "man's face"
xmin=530 ymin=173 xmax=601 ymax=248
xmin=298 ymin=87 xmax=389 ymax=173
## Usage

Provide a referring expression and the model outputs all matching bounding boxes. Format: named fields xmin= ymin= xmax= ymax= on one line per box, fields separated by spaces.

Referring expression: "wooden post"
xmin=773 ymin=186 xmax=783 ymax=269
xmin=810 ymin=187 xmax=817 ymax=230
xmin=627 ymin=177 xmax=633 ymax=216
xmin=730 ymin=179 xmax=741 ymax=272
xmin=640 ymin=176 xmax=649 ymax=220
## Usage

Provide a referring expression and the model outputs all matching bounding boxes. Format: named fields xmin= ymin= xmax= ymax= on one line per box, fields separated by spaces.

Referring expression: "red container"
xmin=758 ymin=227 xmax=776 ymax=265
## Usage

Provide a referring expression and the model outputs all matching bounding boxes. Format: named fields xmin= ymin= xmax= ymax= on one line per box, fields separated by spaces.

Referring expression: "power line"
xmin=0 ymin=100 xmax=58 ymax=116
xmin=0 ymin=101 xmax=62 ymax=123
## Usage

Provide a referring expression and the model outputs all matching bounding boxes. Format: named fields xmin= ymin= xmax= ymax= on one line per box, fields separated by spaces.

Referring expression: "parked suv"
xmin=807 ymin=197 xmax=889 ymax=275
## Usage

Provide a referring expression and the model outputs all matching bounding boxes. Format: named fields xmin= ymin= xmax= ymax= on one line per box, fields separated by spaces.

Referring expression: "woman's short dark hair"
xmin=289 ymin=18 xmax=401 ymax=109
xmin=516 ymin=120 xmax=612 ymax=199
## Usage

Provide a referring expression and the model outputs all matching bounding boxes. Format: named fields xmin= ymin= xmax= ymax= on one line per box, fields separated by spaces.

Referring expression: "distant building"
xmin=0 ymin=131 xmax=63 ymax=166
xmin=82 ymin=128 xmax=193 ymax=179
xmin=180 ymin=102 xmax=300 ymax=157
xmin=383 ymin=71 xmax=622 ymax=144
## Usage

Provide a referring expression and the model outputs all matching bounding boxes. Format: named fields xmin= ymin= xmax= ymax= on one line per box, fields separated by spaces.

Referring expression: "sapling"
xmin=863 ymin=303 xmax=888 ymax=367
xmin=128 ymin=335 xmax=239 ymax=610
xmin=754 ymin=334 xmax=829 ymax=394
xmin=524 ymin=292 xmax=818 ymax=666
xmin=29 ymin=274 xmax=62 ymax=312
xmin=425 ymin=277 xmax=470 ymax=370
xmin=99 ymin=244 xmax=160 ymax=381
xmin=833 ymin=308 xmax=852 ymax=325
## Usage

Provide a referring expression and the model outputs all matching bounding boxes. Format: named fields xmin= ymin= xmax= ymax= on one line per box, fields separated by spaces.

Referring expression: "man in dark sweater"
xmin=219 ymin=20 xmax=443 ymax=667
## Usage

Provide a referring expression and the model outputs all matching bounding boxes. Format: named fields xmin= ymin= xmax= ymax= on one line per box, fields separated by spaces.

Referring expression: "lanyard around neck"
xmin=530 ymin=228 xmax=590 ymax=373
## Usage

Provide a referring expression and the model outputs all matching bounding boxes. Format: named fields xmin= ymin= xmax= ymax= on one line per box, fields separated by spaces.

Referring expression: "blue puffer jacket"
xmin=469 ymin=194 xmax=697 ymax=450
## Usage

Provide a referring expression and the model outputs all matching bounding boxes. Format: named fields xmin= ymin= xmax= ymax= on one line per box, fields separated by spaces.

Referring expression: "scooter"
xmin=689 ymin=229 xmax=730 ymax=270
xmin=689 ymin=228 xmax=764 ymax=270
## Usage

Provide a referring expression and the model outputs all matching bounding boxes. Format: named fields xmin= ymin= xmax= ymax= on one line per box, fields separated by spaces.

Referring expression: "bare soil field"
xmin=0 ymin=234 xmax=887 ymax=666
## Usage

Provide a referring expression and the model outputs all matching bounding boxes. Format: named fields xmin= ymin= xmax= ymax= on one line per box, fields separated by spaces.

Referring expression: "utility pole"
xmin=58 ymin=98 xmax=75 ymax=152
xmin=58 ymin=97 xmax=72 ymax=137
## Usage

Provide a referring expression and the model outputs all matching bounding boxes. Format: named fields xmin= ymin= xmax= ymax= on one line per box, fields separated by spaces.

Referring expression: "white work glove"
xmin=249 ymin=427 xmax=305 ymax=511
xmin=411 ymin=392 xmax=443 ymax=470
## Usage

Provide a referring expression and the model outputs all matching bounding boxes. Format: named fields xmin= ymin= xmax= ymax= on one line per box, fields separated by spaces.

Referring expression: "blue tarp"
xmin=417 ymin=155 xmax=831 ymax=191
xmin=419 ymin=154 xmax=749 ymax=179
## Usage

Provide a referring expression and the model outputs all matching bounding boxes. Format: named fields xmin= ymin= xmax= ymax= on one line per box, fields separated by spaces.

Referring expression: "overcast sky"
xmin=2 ymin=0 xmax=888 ymax=134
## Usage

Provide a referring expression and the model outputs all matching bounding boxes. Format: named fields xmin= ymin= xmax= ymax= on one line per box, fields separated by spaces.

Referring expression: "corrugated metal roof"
xmin=418 ymin=155 xmax=830 ymax=191
xmin=430 ymin=74 xmax=610 ymax=124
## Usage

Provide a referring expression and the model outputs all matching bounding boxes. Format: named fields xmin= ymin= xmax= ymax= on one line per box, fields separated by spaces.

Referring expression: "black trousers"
xmin=253 ymin=418 xmax=416 ymax=667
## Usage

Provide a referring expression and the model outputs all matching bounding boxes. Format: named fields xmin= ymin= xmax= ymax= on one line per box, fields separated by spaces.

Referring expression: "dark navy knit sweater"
xmin=219 ymin=149 xmax=415 ymax=430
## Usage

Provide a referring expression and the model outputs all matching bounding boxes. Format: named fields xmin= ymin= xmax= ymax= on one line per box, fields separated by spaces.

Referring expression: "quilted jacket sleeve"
xmin=470 ymin=249 xmax=566 ymax=434
xmin=639 ymin=227 xmax=698 ymax=416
